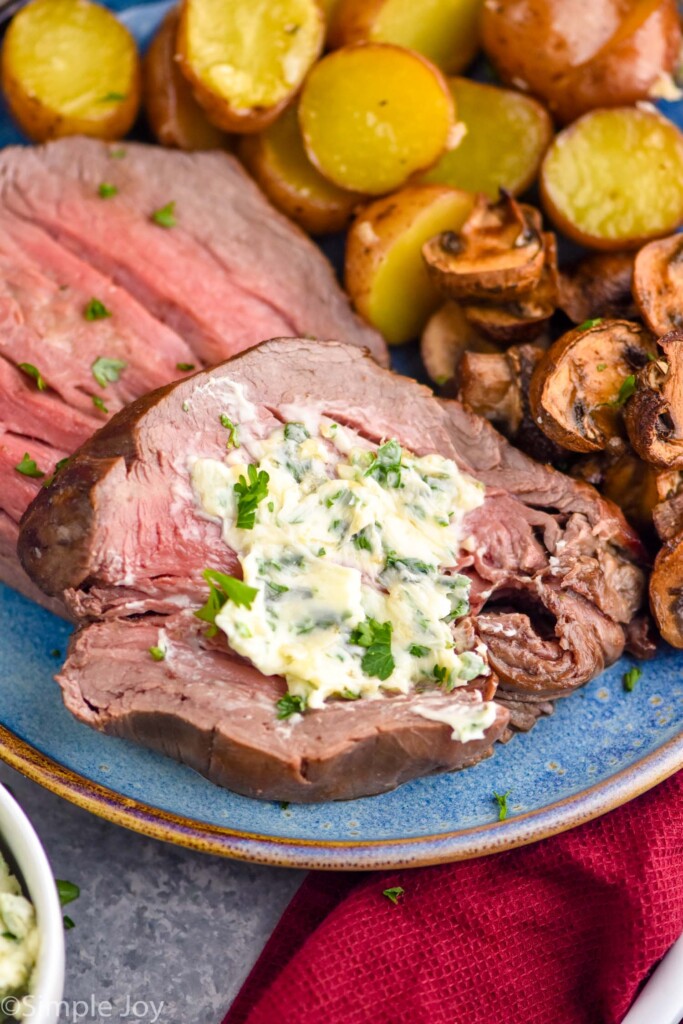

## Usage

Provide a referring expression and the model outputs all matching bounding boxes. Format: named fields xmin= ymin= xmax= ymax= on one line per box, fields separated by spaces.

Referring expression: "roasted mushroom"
xmin=420 ymin=302 xmax=499 ymax=395
xmin=633 ymin=234 xmax=683 ymax=336
xmin=653 ymin=489 xmax=683 ymax=541
xmin=462 ymin=233 xmax=558 ymax=344
xmin=422 ymin=192 xmax=545 ymax=303
xmin=529 ymin=319 xmax=657 ymax=454
xmin=625 ymin=330 xmax=683 ymax=468
xmin=650 ymin=534 xmax=683 ymax=648
xmin=558 ymin=251 xmax=637 ymax=324
xmin=600 ymin=452 xmax=680 ymax=535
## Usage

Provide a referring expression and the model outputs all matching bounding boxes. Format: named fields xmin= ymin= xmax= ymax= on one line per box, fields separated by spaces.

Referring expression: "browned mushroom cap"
xmin=529 ymin=319 xmax=657 ymax=453
xmin=419 ymin=301 xmax=499 ymax=395
xmin=422 ymin=192 xmax=545 ymax=303
xmin=650 ymin=533 xmax=683 ymax=648
xmin=633 ymin=234 xmax=683 ymax=336
xmin=601 ymin=452 xmax=680 ymax=535
xmin=625 ymin=329 xmax=683 ymax=468
xmin=558 ymin=251 xmax=637 ymax=324
xmin=463 ymin=232 xmax=558 ymax=344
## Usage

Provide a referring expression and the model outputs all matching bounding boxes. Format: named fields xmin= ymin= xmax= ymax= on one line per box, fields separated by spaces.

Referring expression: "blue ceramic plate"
xmin=1 ymin=1 xmax=682 ymax=869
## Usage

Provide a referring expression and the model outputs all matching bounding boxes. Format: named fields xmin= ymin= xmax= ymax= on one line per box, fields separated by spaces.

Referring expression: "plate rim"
xmin=1 ymin=723 xmax=681 ymax=869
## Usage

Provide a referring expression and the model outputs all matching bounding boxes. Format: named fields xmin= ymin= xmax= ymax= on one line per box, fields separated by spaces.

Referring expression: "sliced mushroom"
xmin=633 ymin=233 xmax=683 ymax=336
xmin=422 ymin=192 xmax=545 ymax=303
xmin=419 ymin=301 xmax=499 ymax=395
xmin=529 ymin=319 xmax=657 ymax=453
xmin=653 ymin=489 xmax=683 ymax=541
xmin=463 ymin=232 xmax=558 ymax=344
xmin=625 ymin=329 xmax=683 ymax=468
xmin=650 ymin=533 xmax=683 ymax=648
xmin=558 ymin=251 xmax=637 ymax=324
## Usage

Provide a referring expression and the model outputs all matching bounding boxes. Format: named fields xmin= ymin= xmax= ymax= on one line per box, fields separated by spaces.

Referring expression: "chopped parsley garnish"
xmin=15 ymin=452 xmax=44 ymax=478
xmin=54 ymin=457 xmax=69 ymax=474
xmin=266 ymin=581 xmax=289 ymax=595
xmin=596 ymin=363 xmax=607 ymax=372
xmin=352 ymin=526 xmax=373 ymax=551
xmin=608 ymin=375 xmax=637 ymax=409
xmin=578 ymin=318 xmax=603 ymax=331
xmin=149 ymin=646 xmax=165 ymax=661
xmin=100 ymin=91 xmax=126 ymax=102
xmin=18 ymin=362 xmax=47 ymax=390
xmin=365 ymin=439 xmax=402 ymax=488
xmin=97 ymin=182 xmax=118 ymax=199
xmin=234 ymin=464 xmax=269 ymax=529
xmin=177 ymin=362 xmax=195 ymax=372
xmin=433 ymin=664 xmax=453 ymax=689
xmin=493 ymin=790 xmax=510 ymax=821
xmin=276 ymin=693 xmax=307 ymax=719
xmin=109 ymin=147 xmax=126 ymax=159
xmin=57 ymin=880 xmax=80 ymax=907
xmin=63 ymin=916 xmax=75 ymax=930
xmin=151 ymin=201 xmax=176 ymax=228
xmin=92 ymin=395 xmax=108 ymax=413
xmin=91 ymin=356 xmax=126 ymax=388
xmin=350 ymin=618 xmax=395 ymax=681
xmin=194 ymin=568 xmax=258 ymax=636
xmin=280 ymin=801 xmax=290 ymax=810
xmin=284 ymin=422 xmax=310 ymax=443
xmin=51 ymin=648 xmax=62 ymax=658
xmin=220 ymin=414 xmax=239 ymax=449
xmin=409 ymin=644 xmax=430 ymax=658
xmin=342 ymin=688 xmax=361 ymax=700
xmin=84 ymin=298 xmax=112 ymax=321
xmin=382 ymin=886 xmax=404 ymax=906
xmin=385 ymin=553 xmax=433 ymax=576
xmin=1 ymin=932 xmax=16 ymax=941
xmin=623 ymin=666 xmax=642 ymax=692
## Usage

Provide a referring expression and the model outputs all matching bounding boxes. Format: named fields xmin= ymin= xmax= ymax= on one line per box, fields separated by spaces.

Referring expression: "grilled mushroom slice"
xmin=633 ymin=234 xmax=683 ymax=336
xmin=625 ymin=330 xmax=683 ymax=468
xmin=422 ymin=192 xmax=545 ymax=302
xmin=420 ymin=301 xmax=499 ymax=395
xmin=650 ymin=533 xmax=683 ymax=648
xmin=529 ymin=319 xmax=657 ymax=453
xmin=558 ymin=251 xmax=637 ymax=324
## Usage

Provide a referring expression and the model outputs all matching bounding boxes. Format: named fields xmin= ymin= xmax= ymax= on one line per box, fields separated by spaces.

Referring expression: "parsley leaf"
xmin=276 ymin=693 xmax=307 ymax=719
xmin=109 ymin=147 xmax=126 ymax=159
xmin=350 ymin=618 xmax=395 ymax=681
xmin=623 ymin=666 xmax=642 ymax=692
xmin=365 ymin=439 xmax=402 ymax=488
xmin=63 ymin=916 xmax=75 ymax=931
xmin=409 ymin=644 xmax=430 ymax=658
xmin=384 ymin=552 xmax=434 ymax=577
xmin=151 ymin=201 xmax=176 ymax=228
xmin=220 ymin=414 xmax=239 ymax=449
xmin=342 ymin=688 xmax=361 ymax=700
xmin=234 ymin=464 xmax=269 ymax=529
xmin=97 ymin=182 xmax=118 ymax=199
xmin=149 ymin=646 xmax=165 ymax=661
xmin=382 ymin=886 xmax=404 ymax=905
xmin=176 ymin=362 xmax=195 ymax=372
xmin=57 ymin=880 xmax=80 ymax=907
xmin=352 ymin=526 xmax=373 ymax=551
xmin=100 ymin=91 xmax=126 ymax=102
xmin=15 ymin=452 xmax=44 ymax=478
xmin=18 ymin=362 xmax=47 ymax=390
xmin=284 ymin=422 xmax=310 ymax=442
xmin=596 ymin=363 xmax=607 ymax=372
xmin=92 ymin=395 xmax=108 ymax=413
xmin=84 ymin=298 xmax=112 ymax=321
xmin=608 ymin=375 xmax=637 ymax=409
xmin=493 ymin=790 xmax=510 ymax=821
xmin=194 ymin=568 xmax=258 ymax=636
xmin=91 ymin=356 xmax=127 ymax=388
xmin=578 ymin=318 xmax=603 ymax=331
xmin=433 ymin=664 xmax=453 ymax=690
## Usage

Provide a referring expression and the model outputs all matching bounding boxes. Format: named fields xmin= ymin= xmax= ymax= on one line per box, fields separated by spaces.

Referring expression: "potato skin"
xmin=482 ymin=0 xmax=681 ymax=125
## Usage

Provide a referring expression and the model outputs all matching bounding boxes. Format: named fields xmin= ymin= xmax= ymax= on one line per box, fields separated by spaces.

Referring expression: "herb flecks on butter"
xmin=91 ymin=356 xmax=126 ymax=388
xmin=0 ymin=855 xmax=39 ymax=1010
xmin=192 ymin=419 xmax=492 ymax=719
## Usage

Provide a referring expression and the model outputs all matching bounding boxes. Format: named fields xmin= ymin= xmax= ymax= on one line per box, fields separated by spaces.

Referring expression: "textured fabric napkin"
xmin=225 ymin=771 xmax=683 ymax=1024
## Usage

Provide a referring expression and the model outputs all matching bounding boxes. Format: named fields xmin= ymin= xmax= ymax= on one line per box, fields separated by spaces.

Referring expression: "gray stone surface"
xmin=0 ymin=765 xmax=304 ymax=1023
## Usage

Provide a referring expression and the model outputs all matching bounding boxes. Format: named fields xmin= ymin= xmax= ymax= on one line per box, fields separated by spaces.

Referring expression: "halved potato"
xmin=625 ymin=330 xmax=683 ymax=468
xmin=529 ymin=319 xmax=657 ymax=453
xmin=419 ymin=78 xmax=552 ymax=198
xmin=633 ymin=234 xmax=683 ymax=336
xmin=143 ymin=8 xmax=228 ymax=150
xmin=177 ymin=0 xmax=324 ymax=133
xmin=1 ymin=0 xmax=141 ymax=142
xmin=345 ymin=185 xmax=475 ymax=345
xmin=239 ymin=104 xmax=363 ymax=235
xmin=420 ymin=301 xmax=499 ymax=393
xmin=541 ymin=108 xmax=683 ymax=250
xmin=328 ymin=0 xmax=483 ymax=74
xmin=558 ymin=251 xmax=637 ymax=323
xmin=299 ymin=43 xmax=456 ymax=195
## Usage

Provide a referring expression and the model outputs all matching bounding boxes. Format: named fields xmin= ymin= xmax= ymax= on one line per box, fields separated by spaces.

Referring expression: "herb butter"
xmin=0 ymin=855 xmax=38 ymax=1021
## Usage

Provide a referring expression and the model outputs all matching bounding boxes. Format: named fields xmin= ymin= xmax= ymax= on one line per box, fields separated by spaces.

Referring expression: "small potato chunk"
xmin=328 ymin=0 xmax=483 ymax=74
xmin=482 ymin=0 xmax=681 ymax=125
xmin=529 ymin=319 xmax=657 ymax=453
xmin=1 ymin=0 xmax=140 ymax=142
xmin=633 ymin=234 xmax=683 ymax=336
xmin=143 ymin=9 xmax=228 ymax=150
xmin=239 ymin=105 xmax=363 ymax=235
xmin=541 ymin=108 xmax=683 ymax=250
xmin=558 ymin=251 xmax=637 ymax=323
xmin=299 ymin=44 xmax=455 ymax=195
xmin=420 ymin=301 xmax=499 ymax=393
xmin=422 ymin=193 xmax=544 ymax=302
xmin=345 ymin=185 xmax=475 ymax=345
xmin=177 ymin=0 xmax=324 ymax=133
xmin=625 ymin=330 xmax=683 ymax=468
xmin=419 ymin=78 xmax=552 ymax=198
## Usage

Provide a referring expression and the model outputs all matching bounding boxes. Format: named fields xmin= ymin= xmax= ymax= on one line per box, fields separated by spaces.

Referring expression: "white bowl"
xmin=0 ymin=785 xmax=65 ymax=1024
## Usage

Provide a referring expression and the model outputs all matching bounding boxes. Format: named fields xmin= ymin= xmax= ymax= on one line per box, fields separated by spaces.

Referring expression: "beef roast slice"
xmin=19 ymin=340 xmax=646 ymax=799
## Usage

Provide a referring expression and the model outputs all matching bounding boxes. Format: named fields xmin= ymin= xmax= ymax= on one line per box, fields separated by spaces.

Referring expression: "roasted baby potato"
xmin=177 ymin=0 xmax=324 ymax=133
xmin=299 ymin=43 xmax=456 ymax=195
xmin=482 ymin=0 xmax=681 ymax=125
xmin=239 ymin=104 xmax=363 ymax=235
xmin=419 ymin=77 xmax=552 ymax=198
xmin=650 ymin=534 xmax=683 ymax=648
xmin=327 ymin=0 xmax=483 ymax=74
xmin=1 ymin=0 xmax=141 ymax=142
xmin=625 ymin=330 xmax=683 ymax=468
xmin=420 ymin=301 xmax=499 ymax=393
xmin=633 ymin=234 xmax=683 ymax=336
xmin=558 ymin=251 xmax=637 ymax=324
xmin=345 ymin=185 xmax=475 ymax=345
xmin=529 ymin=319 xmax=657 ymax=453
xmin=143 ymin=8 xmax=227 ymax=150
xmin=423 ymin=193 xmax=545 ymax=302
xmin=541 ymin=108 xmax=683 ymax=250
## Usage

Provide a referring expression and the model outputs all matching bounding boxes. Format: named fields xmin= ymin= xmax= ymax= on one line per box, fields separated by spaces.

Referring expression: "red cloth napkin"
xmin=225 ymin=771 xmax=683 ymax=1024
